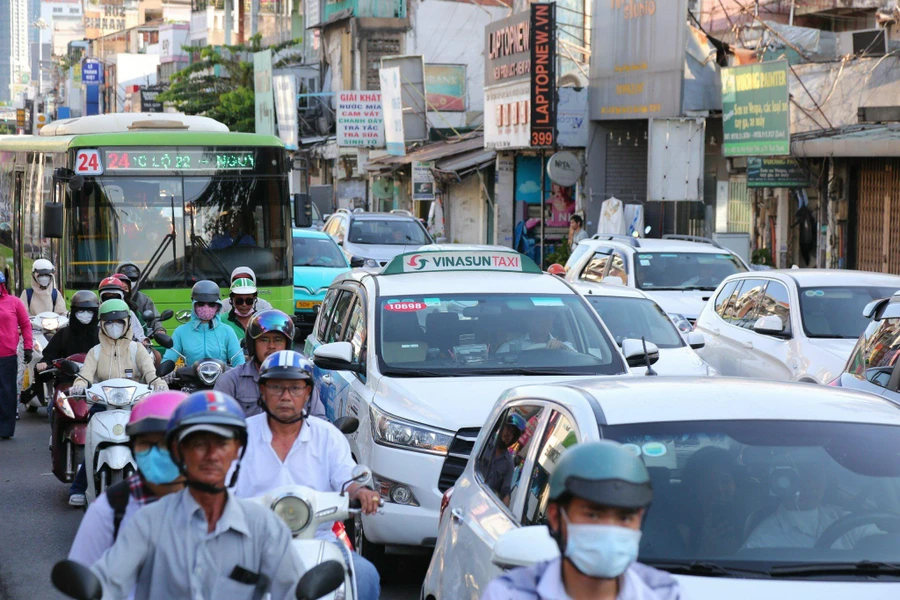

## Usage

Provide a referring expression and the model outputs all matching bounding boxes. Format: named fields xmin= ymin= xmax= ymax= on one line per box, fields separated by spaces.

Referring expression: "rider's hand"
xmin=36 ymin=362 xmax=47 ymax=372
xmin=351 ymin=487 xmax=382 ymax=515
xmin=23 ymin=349 xmax=33 ymax=363
xmin=69 ymin=385 xmax=85 ymax=396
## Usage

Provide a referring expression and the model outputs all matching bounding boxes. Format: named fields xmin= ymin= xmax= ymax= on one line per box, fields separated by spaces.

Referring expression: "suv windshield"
xmin=585 ymin=296 xmax=684 ymax=348
xmin=635 ymin=253 xmax=746 ymax=291
xmin=377 ymin=293 xmax=625 ymax=376
xmin=597 ymin=419 xmax=900 ymax=577
xmin=798 ymin=286 xmax=900 ymax=339
xmin=293 ymin=236 xmax=347 ymax=268
xmin=349 ymin=219 xmax=431 ymax=246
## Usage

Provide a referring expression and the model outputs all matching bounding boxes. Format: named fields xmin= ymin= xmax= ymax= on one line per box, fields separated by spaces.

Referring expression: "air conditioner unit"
xmin=838 ymin=28 xmax=888 ymax=56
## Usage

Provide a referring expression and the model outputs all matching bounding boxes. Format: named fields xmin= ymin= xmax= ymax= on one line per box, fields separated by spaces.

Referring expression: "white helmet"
xmin=230 ymin=266 xmax=256 ymax=285
xmin=32 ymin=259 xmax=55 ymax=275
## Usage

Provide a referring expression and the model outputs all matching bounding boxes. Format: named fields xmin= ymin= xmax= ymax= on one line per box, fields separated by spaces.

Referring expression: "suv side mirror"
xmin=294 ymin=193 xmax=312 ymax=229
xmin=686 ymin=331 xmax=706 ymax=350
xmin=313 ymin=341 xmax=363 ymax=374
xmin=753 ymin=315 xmax=787 ymax=336
xmin=43 ymin=202 xmax=64 ymax=239
xmin=621 ymin=339 xmax=660 ymax=368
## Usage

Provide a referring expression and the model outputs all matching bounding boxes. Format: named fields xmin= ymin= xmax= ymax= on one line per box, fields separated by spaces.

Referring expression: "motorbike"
xmin=153 ymin=333 xmax=232 ymax=393
xmin=21 ymin=311 xmax=69 ymax=413
xmin=39 ymin=354 xmax=89 ymax=483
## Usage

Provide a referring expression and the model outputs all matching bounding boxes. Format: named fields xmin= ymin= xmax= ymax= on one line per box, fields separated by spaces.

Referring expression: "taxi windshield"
xmin=585 ymin=296 xmax=684 ymax=349
xmin=376 ymin=294 xmax=625 ymax=376
xmin=635 ymin=253 xmax=746 ymax=291
xmin=293 ymin=236 xmax=347 ymax=268
xmin=595 ymin=419 xmax=900 ymax=577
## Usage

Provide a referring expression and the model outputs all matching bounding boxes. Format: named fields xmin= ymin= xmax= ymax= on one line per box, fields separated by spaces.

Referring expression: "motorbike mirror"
xmin=59 ymin=360 xmax=81 ymax=377
xmin=51 ymin=560 xmax=102 ymax=600
xmin=157 ymin=360 xmax=176 ymax=378
xmin=159 ymin=309 xmax=174 ymax=322
xmin=333 ymin=416 xmax=359 ymax=435
xmin=153 ymin=332 xmax=174 ymax=348
xmin=351 ymin=465 xmax=372 ymax=486
xmin=142 ymin=309 xmax=154 ymax=321
xmin=295 ymin=560 xmax=345 ymax=600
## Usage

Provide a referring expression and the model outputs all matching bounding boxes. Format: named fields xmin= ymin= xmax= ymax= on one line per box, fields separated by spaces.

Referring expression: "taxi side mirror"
xmin=313 ymin=342 xmax=364 ymax=374
xmin=492 ymin=526 xmax=558 ymax=570
xmin=622 ymin=339 xmax=660 ymax=368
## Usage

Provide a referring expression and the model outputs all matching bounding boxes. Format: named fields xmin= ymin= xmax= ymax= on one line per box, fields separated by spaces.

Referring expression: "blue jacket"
xmin=163 ymin=315 xmax=246 ymax=367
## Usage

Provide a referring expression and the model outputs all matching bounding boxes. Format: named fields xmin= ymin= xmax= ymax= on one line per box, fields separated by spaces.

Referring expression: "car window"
xmin=634 ymin=252 xmax=746 ymax=291
xmin=755 ymin=280 xmax=792 ymax=335
xmin=798 ymin=286 xmax=900 ymax=339
xmin=334 ymin=217 xmax=347 ymax=242
xmin=714 ymin=280 xmax=740 ymax=318
xmin=585 ymin=296 xmax=684 ymax=348
xmin=315 ymin=288 xmax=341 ymax=341
xmin=580 ymin=247 xmax=613 ymax=283
xmin=344 ymin=296 xmax=367 ymax=366
xmin=607 ymin=251 xmax=628 ymax=285
xmin=348 ymin=219 xmax=431 ymax=245
xmin=726 ymin=279 xmax=766 ymax=329
xmin=324 ymin=290 xmax=355 ymax=344
xmin=476 ymin=404 xmax=545 ymax=509
xmin=565 ymin=241 xmax=593 ymax=270
xmin=323 ymin=217 xmax=339 ymax=236
xmin=293 ymin=236 xmax=348 ymax=268
xmin=521 ymin=411 xmax=579 ymax=526
xmin=847 ymin=317 xmax=900 ymax=389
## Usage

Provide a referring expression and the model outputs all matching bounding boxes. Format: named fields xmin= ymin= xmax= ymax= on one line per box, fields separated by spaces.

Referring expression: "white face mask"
xmin=103 ymin=322 xmax=126 ymax=340
xmin=36 ymin=275 xmax=52 ymax=287
xmin=75 ymin=311 xmax=94 ymax=325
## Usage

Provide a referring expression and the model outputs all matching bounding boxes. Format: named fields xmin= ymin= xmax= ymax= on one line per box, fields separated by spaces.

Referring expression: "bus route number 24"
xmin=75 ymin=149 xmax=104 ymax=176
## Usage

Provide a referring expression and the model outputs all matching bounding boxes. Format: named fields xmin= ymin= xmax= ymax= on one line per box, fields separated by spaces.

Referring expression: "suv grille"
xmin=438 ymin=427 xmax=480 ymax=492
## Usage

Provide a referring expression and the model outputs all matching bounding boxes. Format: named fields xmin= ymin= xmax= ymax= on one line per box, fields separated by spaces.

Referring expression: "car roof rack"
xmin=590 ymin=234 xmax=641 ymax=248
xmin=661 ymin=234 xmax=724 ymax=249
xmin=334 ymin=208 xmax=352 ymax=215
xmin=389 ymin=209 xmax=415 ymax=217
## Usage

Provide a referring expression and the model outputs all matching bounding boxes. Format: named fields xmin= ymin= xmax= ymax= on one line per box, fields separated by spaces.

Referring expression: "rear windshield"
xmin=798 ymin=286 xmax=900 ymax=339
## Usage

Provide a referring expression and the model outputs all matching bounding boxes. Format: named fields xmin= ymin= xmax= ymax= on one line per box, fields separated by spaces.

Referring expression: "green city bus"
xmin=0 ymin=113 xmax=296 ymax=330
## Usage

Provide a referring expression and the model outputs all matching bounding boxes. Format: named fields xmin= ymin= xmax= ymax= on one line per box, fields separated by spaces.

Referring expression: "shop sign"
xmin=140 ymin=88 xmax=163 ymax=112
xmin=530 ymin=3 xmax=556 ymax=148
xmin=747 ymin=157 xmax=809 ymax=187
xmin=546 ymin=151 xmax=582 ymax=187
xmin=425 ymin=64 xmax=466 ymax=112
xmin=722 ymin=61 xmax=790 ymax=157
xmin=82 ymin=59 xmax=103 ymax=84
xmin=336 ymin=91 xmax=384 ymax=147
xmin=484 ymin=81 xmax=531 ymax=150
xmin=484 ymin=11 xmax=531 ymax=87
xmin=412 ymin=161 xmax=435 ymax=200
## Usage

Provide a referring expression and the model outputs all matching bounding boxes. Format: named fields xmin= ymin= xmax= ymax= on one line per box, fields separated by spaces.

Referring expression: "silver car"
xmin=322 ymin=209 xmax=434 ymax=268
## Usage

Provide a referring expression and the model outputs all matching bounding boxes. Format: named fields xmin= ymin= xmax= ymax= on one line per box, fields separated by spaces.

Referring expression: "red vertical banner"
xmin=530 ymin=3 xmax=556 ymax=148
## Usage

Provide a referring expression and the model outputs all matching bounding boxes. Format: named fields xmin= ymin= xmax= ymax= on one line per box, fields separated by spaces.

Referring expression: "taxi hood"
xmin=293 ymin=265 xmax=347 ymax=292
xmin=372 ymin=374 xmax=596 ymax=432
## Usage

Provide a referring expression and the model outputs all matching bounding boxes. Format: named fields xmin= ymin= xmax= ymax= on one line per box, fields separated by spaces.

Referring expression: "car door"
xmin=307 ymin=287 xmax=355 ymax=421
xmin=713 ymin=278 xmax=767 ymax=376
xmin=695 ymin=279 xmax=739 ymax=375
xmin=741 ymin=279 xmax=795 ymax=381
xmin=578 ymin=246 xmax=615 ymax=283
xmin=444 ymin=403 xmax=548 ymax=600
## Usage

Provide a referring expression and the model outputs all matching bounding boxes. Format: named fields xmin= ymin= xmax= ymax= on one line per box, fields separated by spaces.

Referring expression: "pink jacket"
xmin=0 ymin=293 xmax=32 ymax=357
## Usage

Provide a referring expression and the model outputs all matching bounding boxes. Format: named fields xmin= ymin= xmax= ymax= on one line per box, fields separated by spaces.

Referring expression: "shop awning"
xmin=791 ymin=125 xmax=900 ymax=157
xmin=366 ymin=135 xmax=491 ymax=176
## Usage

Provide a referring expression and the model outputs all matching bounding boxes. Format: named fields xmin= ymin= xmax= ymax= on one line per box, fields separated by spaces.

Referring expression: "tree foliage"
xmin=158 ymin=34 xmax=303 ymax=133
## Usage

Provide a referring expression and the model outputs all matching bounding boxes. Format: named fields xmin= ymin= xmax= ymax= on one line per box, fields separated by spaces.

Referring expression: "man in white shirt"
xmin=233 ymin=350 xmax=382 ymax=600
xmin=497 ymin=311 xmax=575 ymax=354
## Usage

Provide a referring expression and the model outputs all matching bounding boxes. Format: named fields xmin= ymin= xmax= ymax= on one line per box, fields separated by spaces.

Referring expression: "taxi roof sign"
xmin=382 ymin=250 xmax=541 ymax=275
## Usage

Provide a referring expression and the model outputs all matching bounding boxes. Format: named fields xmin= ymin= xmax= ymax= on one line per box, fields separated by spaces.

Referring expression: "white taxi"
xmin=423 ymin=377 xmax=900 ymax=600
xmin=304 ymin=249 xmax=658 ymax=565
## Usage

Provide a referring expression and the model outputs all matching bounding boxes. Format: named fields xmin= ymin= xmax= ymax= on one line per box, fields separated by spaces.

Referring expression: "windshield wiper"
xmin=136 ymin=232 xmax=175 ymax=292
xmin=769 ymin=561 xmax=900 ymax=577
xmin=680 ymin=286 xmax=718 ymax=291
xmin=645 ymin=560 xmax=768 ymax=578
xmin=191 ymin=235 xmax=233 ymax=284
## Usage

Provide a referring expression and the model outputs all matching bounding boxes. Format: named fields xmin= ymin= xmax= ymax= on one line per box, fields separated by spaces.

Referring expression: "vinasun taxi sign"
xmin=382 ymin=251 xmax=541 ymax=275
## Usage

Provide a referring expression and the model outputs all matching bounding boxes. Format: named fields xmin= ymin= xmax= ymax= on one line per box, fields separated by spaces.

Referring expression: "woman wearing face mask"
xmin=482 ymin=441 xmax=682 ymax=600
xmin=37 ymin=290 xmax=101 ymax=372
xmin=98 ymin=276 xmax=146 ymax=344
xmin=68 ymin=391 xmax=187 ymax=567
xmin=222 ymin=278 xmax=258 ymax=343
xmin=162 ymin=280 xmax=246 ymax=368
xmin=21 ymin=259 xmax=67 ymax=317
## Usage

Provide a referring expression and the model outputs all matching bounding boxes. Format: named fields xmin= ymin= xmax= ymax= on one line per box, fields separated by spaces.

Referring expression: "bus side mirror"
xmin=294 ymin=193 xmax=312 ymax=229
xmin=43 ymin=202 xmax=64 ymax=239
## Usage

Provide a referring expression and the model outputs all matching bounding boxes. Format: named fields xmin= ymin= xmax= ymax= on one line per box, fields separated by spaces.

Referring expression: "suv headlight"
xmin=370 ymin=405 xmax=453 ymax=455
xmin=102 ymin=386 xmax=136 ymax=407
xmin=668 ymin=313 xmax=693 ymax=334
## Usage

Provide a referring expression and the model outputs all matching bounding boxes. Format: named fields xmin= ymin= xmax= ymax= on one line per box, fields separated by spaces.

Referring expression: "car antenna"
xmin=642 ymin=336 xmax=657 ymax=377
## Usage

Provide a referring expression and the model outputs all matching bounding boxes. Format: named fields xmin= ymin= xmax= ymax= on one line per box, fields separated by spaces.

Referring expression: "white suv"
xmin=564 ymin=235 xmax=749 ymax=329
xmin=694 ymin=269 xmax=900 ymax=383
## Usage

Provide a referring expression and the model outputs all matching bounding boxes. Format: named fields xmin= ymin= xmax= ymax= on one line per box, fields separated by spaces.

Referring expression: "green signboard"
xmin=722 ymin=61 xmax=790 ymax=157
xmin=747 ymin=157 xmax=810 ymax=188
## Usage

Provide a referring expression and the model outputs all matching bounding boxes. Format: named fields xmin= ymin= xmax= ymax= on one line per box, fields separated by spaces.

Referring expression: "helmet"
xmin=166 ymin=391 xmax=247 ymax=448
xmin=258 ymin=350 xmax=312 ymax=382
xmin=112 ymin=273 xmax=132 ymax=290
xmin=230 ymin=266 xmax=256 ymax=285
xmin=547 ymin=264 xmax=566 ymax=277
xmin=548 ymin=441 xmax=652 ymax=509
xmin=98 ymin=299 xmax=130 ymax=322
xmin=71 ymin=290 xmax=100 ymax=310
xmin=127 ymin=391 xmax=188 ymax=437
xmin=116 ymin=261 xmax=141 ymax=283
xmin=246 ymin=310 xmax=294 ymax=345
xmin=32 ymin=259 xmax=55 ymax=275
xmin=191 ymin=280 xmax=222 ymax=305
xmin=505 ymin=413 xmax=527 ymax=435
xmin=99 ymin=276 xmax=128 ymax=299
xmin=230 ymin=277 xmax=257 ymax=296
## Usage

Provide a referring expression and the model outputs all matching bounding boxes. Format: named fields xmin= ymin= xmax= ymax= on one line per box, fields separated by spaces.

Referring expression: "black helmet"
xmin=71 ymin=290 xmax=100 ymax=310
xmin=116 ymin=261 xmax=141 ymax=283
xmin=191 ymin=280 xmax=222 ymax=304
xmin=246 ymin=310 xmax=295 ymax=348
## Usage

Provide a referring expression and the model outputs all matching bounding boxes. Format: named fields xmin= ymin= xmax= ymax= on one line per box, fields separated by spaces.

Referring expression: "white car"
xmin=564 ymin=234 xmax=749 ymax=328
xmin=570 ymin=280 xmax=716 ymax=376
xmin=694 ymin=269 xmax=900 ymax=384
xmin=303 ymin=248 xmax=658 ymax=566
xmin=422 ymin=377 xmax=900 ymax=600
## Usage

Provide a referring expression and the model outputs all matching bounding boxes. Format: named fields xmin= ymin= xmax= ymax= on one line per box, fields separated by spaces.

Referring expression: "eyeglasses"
xmin=265 ymin=383 xmax=309 ymax=397
xmin=194 ymin=301 xmax=218 ymax=308
xmin=232 ymin=297 xmax=256 ymax=306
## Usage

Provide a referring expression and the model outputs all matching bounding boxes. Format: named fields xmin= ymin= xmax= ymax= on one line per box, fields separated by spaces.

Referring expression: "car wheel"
xmin=349 ymin=511 xmax=390 ymax=571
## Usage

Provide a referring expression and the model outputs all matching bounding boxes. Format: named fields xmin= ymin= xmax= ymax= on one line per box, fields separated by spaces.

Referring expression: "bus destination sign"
xmin=101 ymin=149 xmax=256 ymax=172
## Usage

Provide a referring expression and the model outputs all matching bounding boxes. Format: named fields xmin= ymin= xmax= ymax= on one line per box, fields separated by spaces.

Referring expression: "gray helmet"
xmin=116 ymin=261 xmax=141 ymax=283
xmin=71 ymin=290 xmax=100 ymax=310
xmin=548 ymin=441 xmax=652 ymax=509
xmin=191 ymin=280 xmax=222 ymax=304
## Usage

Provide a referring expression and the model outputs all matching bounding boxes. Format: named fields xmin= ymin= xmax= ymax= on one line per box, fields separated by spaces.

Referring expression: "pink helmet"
xmin=126 ymin=391 xmax=189 ymax=437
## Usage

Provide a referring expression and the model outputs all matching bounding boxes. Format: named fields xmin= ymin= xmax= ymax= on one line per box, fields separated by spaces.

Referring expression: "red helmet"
xmin=99 ymin=276 xmax=128 ymax=299
xmin=547 ymin=264 xmax=566 ymax=277
xmin=111 ymin=273 xmax=132 ymax=289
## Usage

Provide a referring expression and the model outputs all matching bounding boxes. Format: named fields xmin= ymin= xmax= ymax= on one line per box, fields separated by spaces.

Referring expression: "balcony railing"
xmin=323 ymin=0 xmax=406 ymax=20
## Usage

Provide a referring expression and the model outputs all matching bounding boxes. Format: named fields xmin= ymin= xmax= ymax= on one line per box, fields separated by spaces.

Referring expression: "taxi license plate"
xmin=295 ymin=301 xmax=321 ymax=310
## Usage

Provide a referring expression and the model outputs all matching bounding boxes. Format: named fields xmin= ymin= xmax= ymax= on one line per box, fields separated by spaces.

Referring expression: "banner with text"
xmin=336 ymin=91 xmax=385 ymax=147
xmin=747 ymin=157 xmax=809 ymax=187
xmin=722 ymin=61 xmax=790 ymax=157
xmin=530 ymin=3 xmax=556 ymax=148
xmin=380 ymin=68 xmax=406 ymax=156
xmin=412 ymin=161 xmax=436 ymax=200
xmin=273 ymin=74 xmax=299 ymax=150
xmin=253 ymin=50 xmax=275 ymax=136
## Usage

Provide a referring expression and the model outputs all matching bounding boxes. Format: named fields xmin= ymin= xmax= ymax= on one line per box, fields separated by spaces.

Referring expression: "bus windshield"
xmin=68 ymin=172 xmax=290 ymax=288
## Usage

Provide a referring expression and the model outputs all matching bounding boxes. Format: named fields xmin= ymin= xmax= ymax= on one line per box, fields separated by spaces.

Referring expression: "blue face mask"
xmin=560 ymin=508 xmax=642 ymax=579
xmin=134 ymin=447 xmax=181 ymax=485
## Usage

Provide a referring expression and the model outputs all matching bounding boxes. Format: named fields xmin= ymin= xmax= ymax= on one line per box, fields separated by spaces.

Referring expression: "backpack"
xmin=106 ymin=480 xmax=131 ymax=541
xmin=26 ymin=288 xmax=58 ymax=310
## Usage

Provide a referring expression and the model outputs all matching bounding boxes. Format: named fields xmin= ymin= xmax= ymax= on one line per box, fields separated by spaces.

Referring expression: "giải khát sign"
xmin=722 ymin=61 xmax=790 ymax=157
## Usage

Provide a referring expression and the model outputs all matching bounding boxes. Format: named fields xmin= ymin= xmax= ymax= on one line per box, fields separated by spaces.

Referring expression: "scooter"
xmin=154 ymin=333 xmax=233 ymax=393
xmin=21 ymin=311 xmax=69 ymax=412
xmin=40 ymin=354 xmax=89 ymax=483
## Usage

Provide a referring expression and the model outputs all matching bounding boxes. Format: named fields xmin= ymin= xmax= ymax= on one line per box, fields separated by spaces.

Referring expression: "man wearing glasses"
xmin=234 ymin=350 xmax=382 ymax=600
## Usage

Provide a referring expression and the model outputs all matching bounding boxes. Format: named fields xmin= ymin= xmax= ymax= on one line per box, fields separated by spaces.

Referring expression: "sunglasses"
xmin=195 ymin=301 xmax=219 ymax=308
xmin=231 ymin=297 xmax=256 ymax=306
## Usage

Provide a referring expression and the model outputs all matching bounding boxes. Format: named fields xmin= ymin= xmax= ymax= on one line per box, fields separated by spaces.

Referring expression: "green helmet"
xmin=98 ymin=298 xmax=131 ymax=322
xmin=548 ymin=441 xmax=652 ymax=509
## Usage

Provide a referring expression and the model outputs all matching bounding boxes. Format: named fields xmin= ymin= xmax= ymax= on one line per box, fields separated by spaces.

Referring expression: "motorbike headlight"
xmin=370 ymin=405 xmax=452 ymax=455
xmin=41 ymin=318 xmax=59 ymax=332
xmin=668 ymin=313 xmax=693 ymax=334
xmin=57 ymin=394 xmax=75 ymax=419
xmin=271 ymin=494 xmax=312 ymax=536
xmin=197 ymin=361 xmax=224 ymax=386
xmin=102 ymin=386 xmax=136 ymax=407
